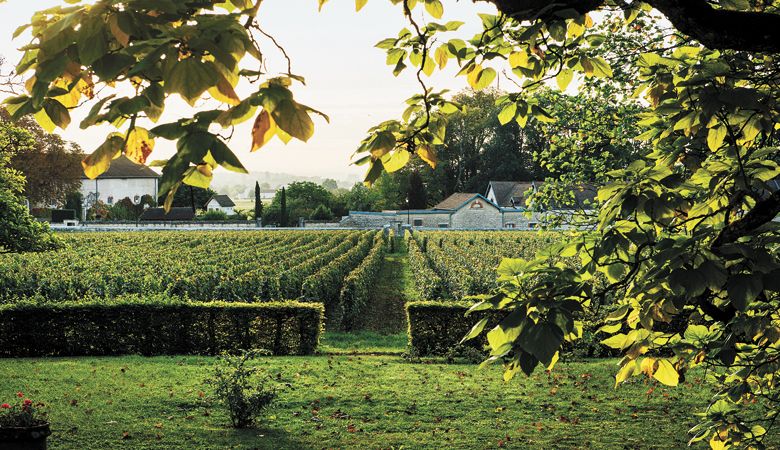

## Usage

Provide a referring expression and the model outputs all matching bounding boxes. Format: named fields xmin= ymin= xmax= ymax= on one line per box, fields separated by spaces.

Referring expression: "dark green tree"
xmin=254 ymin=181 xmax=262 ymax=221
xmin=407 ymin=170 xmax=427 ymax=209
xmin=163 ymin=186 xmax=215 ymax=211
xmin=310 ymin=204 xmax=334 ymax=221
xmin=279 ymin=187 xmax=288 ymax=227
xmin=0 ymin=122 xmax=60 ymax=253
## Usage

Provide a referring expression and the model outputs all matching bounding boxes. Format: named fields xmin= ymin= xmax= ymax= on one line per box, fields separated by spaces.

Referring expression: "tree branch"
xmin=479 ymin=0 xmax=780 ymax=53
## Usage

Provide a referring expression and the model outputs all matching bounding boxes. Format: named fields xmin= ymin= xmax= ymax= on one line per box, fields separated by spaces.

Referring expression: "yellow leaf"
xmin=183 ymin=166 xmax=212 ymax=189
xmin=251 ymin=110 xmax=276 ymax=151
xmin=709 ymin=434 xmax=729 ymax=450
xmin=425 ymin=0 xmax=443 ymax=19
xmin=34 ymin=109 xmax=56 ymax=133
xmin=615 ymin=360 xmax=637 ymax=387
xmin=318 ymin=0 xmax=328 ymax=11
xmin=556 ymin=68 xmax=573 ymax=91
xmin=208 ymin=75 xmax=241 ymax=106
xmin=434 ymin=45 xmax=448 ymax=70
xmin=125 ymin=127 xmax=155 ymax=164
xmin=467 ymin=66 xmax=495 ymax=90
xmin=355 ymin=0 xmax=368 ymax=11
xmin=381 ymin=149 xmax=410 ymax=172
xmin=653 ymin=359 xmax=679 ymax=386
xmin=508 ymin=52 xmax=528 ymax=69
xmin=108 ymin=14 xmax=130 ymax=47
xmin=639 ymin=357 xmax=656 ymax=376
xmin=417 ymin=145 xmax=437 ymax=169
xmin=82 ymin=134 xmax=124 ymax=179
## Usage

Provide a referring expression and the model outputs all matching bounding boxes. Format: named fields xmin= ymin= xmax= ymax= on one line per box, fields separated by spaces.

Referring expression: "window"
xmin=470 ymin=200 xmax=483 ymax=209
xmin=107 ymin=196 xmax=114 ymax=205
xmin=437 ymin=223 xmax=449 ymax=228
xmin=412 ymin=219 xmax=423 ymax=227
xmin=528 ymin=222 xmax=538 ymax=229
xmin=505 ymin=223 xmax=515 ymax=229
xmin=134 ymin=195 xmax=140 ymax=204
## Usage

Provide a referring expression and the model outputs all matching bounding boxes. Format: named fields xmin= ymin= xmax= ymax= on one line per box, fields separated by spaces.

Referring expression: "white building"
xmin=205 ymin=194 xmax=236 ymax=215
xmin=79 ymin=155 xmax=159 ymax=209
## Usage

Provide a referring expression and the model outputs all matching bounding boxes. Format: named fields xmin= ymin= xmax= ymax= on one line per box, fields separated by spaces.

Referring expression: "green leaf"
xmin=520 ymin=323 xmax=563 ymax=366
xmin=164 ymin=58 xmax=219 ymax=106
xmin=42 ymin=98 xmax=71 ymax=129
xmin=271 ymin=100 xmax=315 ymax=142
xmin=726 ymin=274 xmax=763 ymax=311
xmin=460 ymin=318 xmax=488 ymax=343
xmin=211 ymin=139 xmax=248 ymax=174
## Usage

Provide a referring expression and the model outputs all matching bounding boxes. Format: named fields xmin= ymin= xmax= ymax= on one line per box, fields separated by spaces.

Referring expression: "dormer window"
xmin=470 ymin=200 xmax=483 ymax=209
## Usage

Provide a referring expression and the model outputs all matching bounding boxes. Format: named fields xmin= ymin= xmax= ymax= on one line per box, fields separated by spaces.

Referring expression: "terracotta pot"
xmin=0 ymin=422 xmax=51 ymax=450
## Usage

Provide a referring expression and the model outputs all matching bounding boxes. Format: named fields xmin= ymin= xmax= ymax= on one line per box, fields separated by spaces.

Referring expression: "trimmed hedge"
xmin=406 ymin=301 xmax=503 ymax=356
xmin=339 ymin=235 xmax=386 ymax=331
xmin=0 ymin=298 xmax=323 ymax=357
xmin=406 ymin=301 xmax=619 ymax=358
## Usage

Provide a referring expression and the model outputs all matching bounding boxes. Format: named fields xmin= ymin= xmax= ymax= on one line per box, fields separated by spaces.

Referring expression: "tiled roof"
xmin=207 ymin=194 xmax=235 ymax=208
xmin=81 ymin=155 xmax=160 ymax=179
xmin=433 ymin=193 xmax=480 ymax=210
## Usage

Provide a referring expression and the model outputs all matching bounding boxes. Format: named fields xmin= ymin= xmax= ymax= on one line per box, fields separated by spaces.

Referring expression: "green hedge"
xmin=339 ymin=235 xmax=386 ymax=331
xmin=0 ymin=298 xmax=323 ymax=357
xmin=406 ymin=301 xmax=619 ymax=358
xmin=406 ymin=301 xmax=504 ymax=356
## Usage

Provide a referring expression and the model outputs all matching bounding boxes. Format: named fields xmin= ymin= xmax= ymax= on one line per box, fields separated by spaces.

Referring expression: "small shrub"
xmin=207 ymin=350 xmax=277 ymax=428
xmin=203 ymin=210 xmax=229 ymax=221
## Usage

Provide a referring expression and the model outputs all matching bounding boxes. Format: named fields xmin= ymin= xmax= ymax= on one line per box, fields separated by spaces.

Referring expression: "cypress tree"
xmin=407 ymin=171 xmax=428 ymax=209
xmin=280 ymin=186 xmax=288 ymax=227
xmin=254 ymin=181 xmax=263 ymax=220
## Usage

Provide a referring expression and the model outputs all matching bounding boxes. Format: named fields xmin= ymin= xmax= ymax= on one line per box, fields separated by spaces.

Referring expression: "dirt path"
xmin=352 ymin=246 xmax=417 ymax=334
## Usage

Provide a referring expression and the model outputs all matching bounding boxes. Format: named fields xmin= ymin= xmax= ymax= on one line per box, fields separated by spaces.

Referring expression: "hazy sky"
xmin=0 ymin=0 xmax=497 ymax=180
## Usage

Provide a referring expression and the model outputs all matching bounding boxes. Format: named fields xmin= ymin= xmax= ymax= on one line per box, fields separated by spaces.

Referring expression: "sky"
xmin=0 ymin=0 xmax=497 ymax=181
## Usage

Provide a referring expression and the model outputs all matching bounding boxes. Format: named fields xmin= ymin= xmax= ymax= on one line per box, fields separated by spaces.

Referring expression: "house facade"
xmin=205 ymin=194 xmax=236 ymax=215
xmin=79 ymin=155 xmax=159 ymax=210
xmin=340 ymin=181 xmax=597 ymax=230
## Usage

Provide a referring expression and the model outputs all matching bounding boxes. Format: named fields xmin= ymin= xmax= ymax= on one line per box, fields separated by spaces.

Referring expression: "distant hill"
xmin=209 ymin=171 xmax=360 ymax=199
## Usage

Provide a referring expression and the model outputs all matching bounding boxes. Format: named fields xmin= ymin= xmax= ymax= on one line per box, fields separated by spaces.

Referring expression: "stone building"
xmin=340 ymin=180 xmax=597 ymax=230
xmin=80 ymin=155 xmax=159 ymax=207
xmin=205 ymin=194 xmax=236 ymax=215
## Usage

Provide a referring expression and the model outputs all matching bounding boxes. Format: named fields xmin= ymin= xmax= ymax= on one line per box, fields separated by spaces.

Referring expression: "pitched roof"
xmin=488 ymin=180 xmax=598 ymax=209
xmin=433 ymin=193 xmax=480 ymax=210
xmin=139 ymin=207 xmax=196 ymax=221
xmin=486 ymin=181 xmax=537 ymax=207
xmin=81 ymin=155 xmax=160 ymax=179
xmin=207 ymin=194 xmax=235 ymax=208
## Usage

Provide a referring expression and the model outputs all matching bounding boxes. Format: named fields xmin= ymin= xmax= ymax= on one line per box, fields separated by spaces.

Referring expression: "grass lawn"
xmin=1 ymin=346 xmax=719 ymax=449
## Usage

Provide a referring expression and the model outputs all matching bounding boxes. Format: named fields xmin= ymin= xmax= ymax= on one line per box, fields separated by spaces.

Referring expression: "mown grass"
xmin=0 ymin=353 xmax=722 ymax=449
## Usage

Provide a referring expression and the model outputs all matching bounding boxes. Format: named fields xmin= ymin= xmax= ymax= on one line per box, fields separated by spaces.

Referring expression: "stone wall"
xmin=451 ymin=200 xmax=502 ymax=229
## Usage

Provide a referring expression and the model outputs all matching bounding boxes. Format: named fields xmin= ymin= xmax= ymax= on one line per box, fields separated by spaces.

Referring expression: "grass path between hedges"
xmin=350 ymin=243 xmax=418 ymax=336
xmin=0 ymin=355 xmax=725 ymax=450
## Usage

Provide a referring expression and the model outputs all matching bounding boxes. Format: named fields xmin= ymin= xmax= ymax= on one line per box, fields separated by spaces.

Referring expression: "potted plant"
xmin=0 ymin=392 xmax=50 ymax=450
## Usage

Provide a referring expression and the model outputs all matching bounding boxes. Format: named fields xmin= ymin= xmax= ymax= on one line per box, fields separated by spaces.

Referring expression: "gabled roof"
xmin=433 ymin=193 xmax=500 ymax=212
xmin=433 ymin=193 xmax=480 ymax=210
xmin=486 ymin=181 xmax=537 ymax=207
xmin=206 ymin=194 xmax=235 ymax=208
xmin=139 ymin=207 xmax=195 ymax=221
xmin=81 ymin=155 xmax=159 ymax=179
xmin=487 ymin=180 xmax=598 ymax=209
